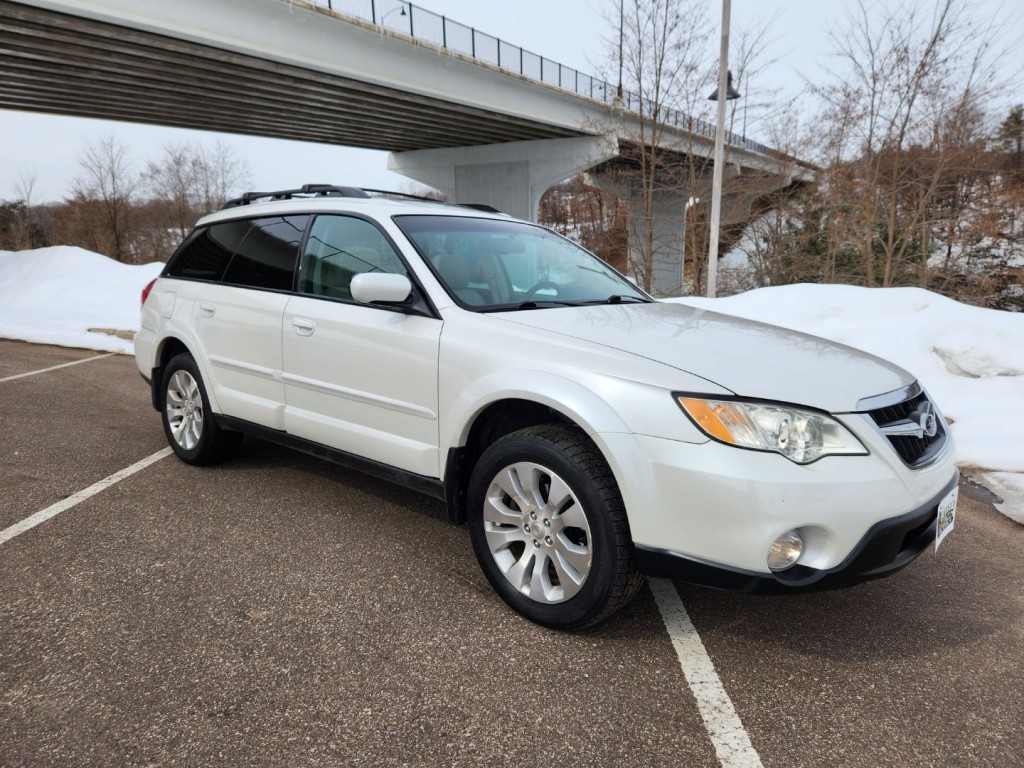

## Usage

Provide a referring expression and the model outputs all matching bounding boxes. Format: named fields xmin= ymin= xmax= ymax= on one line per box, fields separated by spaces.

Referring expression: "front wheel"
xmin=467 ymin=425 xmax=643 ymax=630
xmin=160 ymin=353 xmax=241 ymax=465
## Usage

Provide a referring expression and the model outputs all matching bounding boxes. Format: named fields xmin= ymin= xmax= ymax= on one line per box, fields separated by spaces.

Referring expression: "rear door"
xmin=191 ymin=215 xmax=308 ymax=429
xmin=281 ymin=214 xmax=442 ymax=477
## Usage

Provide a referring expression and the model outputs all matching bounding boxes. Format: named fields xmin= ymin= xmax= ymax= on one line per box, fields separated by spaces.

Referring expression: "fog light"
xmin=767 ymin=530 xmax=804 ymax=572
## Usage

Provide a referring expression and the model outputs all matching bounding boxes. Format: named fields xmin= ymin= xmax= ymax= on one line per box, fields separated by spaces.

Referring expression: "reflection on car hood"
xmin=496 ymin=301 xmax=913 ymax=413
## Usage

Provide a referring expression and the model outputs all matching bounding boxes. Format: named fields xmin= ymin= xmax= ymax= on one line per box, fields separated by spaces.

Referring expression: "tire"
xmin=160 ymin=353 xmax=241 ymax=465
xmin=467 ymin=424 xmax=644 ymax=630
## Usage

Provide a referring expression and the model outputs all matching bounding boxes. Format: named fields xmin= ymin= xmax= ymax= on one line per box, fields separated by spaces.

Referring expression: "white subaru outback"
xmin=135 ymin=185 xmax=959 ymax=629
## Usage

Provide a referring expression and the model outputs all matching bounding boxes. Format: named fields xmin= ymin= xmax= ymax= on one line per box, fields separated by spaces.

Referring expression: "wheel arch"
xmin=441 ymin=372 xmax=632 ymax=525
xmin=151 ymin=334 xmax=222 ymax=414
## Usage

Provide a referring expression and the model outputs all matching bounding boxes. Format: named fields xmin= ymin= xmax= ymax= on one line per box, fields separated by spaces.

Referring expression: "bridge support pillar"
xmin=594 ymin=165 xmax=794 ymax=297
xmin=591 ymin=170 xmax=716 ymax=297
xmin=388 ymin=136 xmax=620 ymax=222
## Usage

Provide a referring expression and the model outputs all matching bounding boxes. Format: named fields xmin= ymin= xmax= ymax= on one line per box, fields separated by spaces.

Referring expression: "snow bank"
xmin=978 ymin=473 xmax=1024 ymax=525
xmin=0 ymin=247 xmax=164 ymax=354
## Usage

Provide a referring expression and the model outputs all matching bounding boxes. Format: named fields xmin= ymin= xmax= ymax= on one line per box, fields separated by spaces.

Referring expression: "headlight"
xmin=676 ymin=396 xmax=867 ymax=464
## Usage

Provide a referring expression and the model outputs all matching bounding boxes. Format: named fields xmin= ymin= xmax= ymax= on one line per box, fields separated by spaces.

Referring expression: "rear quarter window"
xmin=164 ymin=219 xmax=252 ymax=282
xmin=222 ymin=216 xmax=309 ymax=291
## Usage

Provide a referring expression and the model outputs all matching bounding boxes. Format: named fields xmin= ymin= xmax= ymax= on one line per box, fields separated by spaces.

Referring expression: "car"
xmin=134 ymin=184 xmax=959 ymax=630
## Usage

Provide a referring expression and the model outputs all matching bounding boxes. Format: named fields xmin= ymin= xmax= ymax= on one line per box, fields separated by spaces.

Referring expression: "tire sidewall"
xmin=467 ymin=432 xmax=621 ymax=629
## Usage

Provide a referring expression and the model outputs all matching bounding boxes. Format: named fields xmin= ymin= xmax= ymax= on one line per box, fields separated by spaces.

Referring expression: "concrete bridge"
xmin=0 ymin=0 xmax=814 ymax=294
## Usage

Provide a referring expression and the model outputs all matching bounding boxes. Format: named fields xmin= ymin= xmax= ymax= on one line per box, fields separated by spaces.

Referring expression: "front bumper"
xmin=634 ymin=471 xmax=959 ymax=594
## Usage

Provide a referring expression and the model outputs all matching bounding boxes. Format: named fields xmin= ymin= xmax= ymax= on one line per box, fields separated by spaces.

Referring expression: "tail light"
xmin=141 ymin=278 xmax=157 ymax=306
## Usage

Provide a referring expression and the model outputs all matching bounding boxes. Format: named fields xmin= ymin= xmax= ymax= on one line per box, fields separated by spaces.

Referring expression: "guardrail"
xmin=301 ymin=0 xmax=776 ymax=157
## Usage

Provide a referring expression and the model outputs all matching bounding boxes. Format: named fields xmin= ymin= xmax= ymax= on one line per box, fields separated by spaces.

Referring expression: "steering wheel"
xmin=523 ymin=280 xmax=560 ymax=299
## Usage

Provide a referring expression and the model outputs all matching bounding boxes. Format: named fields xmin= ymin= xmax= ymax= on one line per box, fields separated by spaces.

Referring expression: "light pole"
xmin=742 ymin=77 xmax=748 ymax=144
xmin=616 ymin=0 xmax=624 ymax=102
xmin=705 ymin=0 xmax=740 ymax=298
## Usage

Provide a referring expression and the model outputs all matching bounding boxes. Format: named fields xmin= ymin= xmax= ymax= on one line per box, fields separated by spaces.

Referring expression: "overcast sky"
xmin=1 ymin=0 xmax=1021 ymax=202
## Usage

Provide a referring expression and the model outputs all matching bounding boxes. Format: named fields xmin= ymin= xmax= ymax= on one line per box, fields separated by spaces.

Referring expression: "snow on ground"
xmin=0 ymin=247 xmax=164 ymax=354
xmin=0 ymin=248 xmax=1021 ymax=523
xmin=978 ymin=473 xmax=1024 ymax=525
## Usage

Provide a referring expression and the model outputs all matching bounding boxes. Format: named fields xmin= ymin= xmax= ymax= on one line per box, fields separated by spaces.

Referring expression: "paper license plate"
xmin=935 ymin=487 xmax=958 ymax=551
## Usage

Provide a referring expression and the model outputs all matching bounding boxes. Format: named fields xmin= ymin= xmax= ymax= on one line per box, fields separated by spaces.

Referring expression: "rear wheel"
xmin=160 ymin=353 xmax=241 ymax=465
xmin=467 ymin=425 xmax=643 ymax=630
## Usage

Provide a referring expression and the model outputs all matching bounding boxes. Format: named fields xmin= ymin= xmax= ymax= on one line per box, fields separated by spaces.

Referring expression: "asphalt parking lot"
xmin=1 ymin=339 xmax=1022 ymax=767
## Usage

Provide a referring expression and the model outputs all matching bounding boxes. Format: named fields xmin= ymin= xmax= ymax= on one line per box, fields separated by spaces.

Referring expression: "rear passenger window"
xmin=299 ymin=215 xmax=408 ymax=301
xmin=222 ymin=215 xmax=309 ymax=292
xmin=164 ymin=219 xmax=251 ymax=281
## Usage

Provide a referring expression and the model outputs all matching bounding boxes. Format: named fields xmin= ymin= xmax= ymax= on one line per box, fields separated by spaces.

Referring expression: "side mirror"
xmin=350 ymin=273 xmax=413 ymax=305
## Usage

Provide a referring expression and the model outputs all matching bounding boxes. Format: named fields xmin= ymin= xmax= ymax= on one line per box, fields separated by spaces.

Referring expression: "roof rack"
xmin=222 ymin=184 xmax=371 ymax=209
xmin=221 ymin=184 xmax=505 ymax=216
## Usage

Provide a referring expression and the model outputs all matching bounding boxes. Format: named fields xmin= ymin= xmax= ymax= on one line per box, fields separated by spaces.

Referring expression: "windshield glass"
xmin=393 ymin=215 xmax=650 ymax=311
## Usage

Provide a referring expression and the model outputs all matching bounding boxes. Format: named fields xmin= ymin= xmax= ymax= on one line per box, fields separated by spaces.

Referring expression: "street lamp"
xmin=380 ymin=4 xmax=407 ymax=25
xmin=707 ymin=70 xmax=741 ymax=101
xmin=705 ymin=1 xmax=740 ymax=299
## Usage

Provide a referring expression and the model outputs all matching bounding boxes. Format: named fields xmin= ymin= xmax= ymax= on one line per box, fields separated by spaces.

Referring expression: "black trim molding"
xmin=216 ymin=415 xmax=446 ymax=501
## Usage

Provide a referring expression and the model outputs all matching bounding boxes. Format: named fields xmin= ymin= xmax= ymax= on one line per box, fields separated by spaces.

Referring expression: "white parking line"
xmin=0 ymin=352 xmax=118 ymax=383
xmin=649 ymin=578 xmax=764 ymax=768
xmin=0 ymin=448 xmax=173 ymax=547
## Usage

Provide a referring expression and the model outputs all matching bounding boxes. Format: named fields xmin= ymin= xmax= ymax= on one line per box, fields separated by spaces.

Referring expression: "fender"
xmin=440 ymin=370 xmax=667 ymax=532
xmin=441 ymin=369 xmax=633 ymax=461
xmin=153 ymin=325 xmax=224 ymax=415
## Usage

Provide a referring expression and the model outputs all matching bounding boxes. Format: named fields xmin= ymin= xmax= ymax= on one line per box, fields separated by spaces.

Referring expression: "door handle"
xmin=291 ymin=317 xmax=316 ymax=336
xmin=199 ymin=303 xmax=216 ymax=317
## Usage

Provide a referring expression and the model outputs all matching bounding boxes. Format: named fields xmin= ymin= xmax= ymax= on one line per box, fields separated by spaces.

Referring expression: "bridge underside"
xmin=0 ymin=0 xmax=583 ymax=150
xmin=1 ymin=0 xmax=811 ymax=287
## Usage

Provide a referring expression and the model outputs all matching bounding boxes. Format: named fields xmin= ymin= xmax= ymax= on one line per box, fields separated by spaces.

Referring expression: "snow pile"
xmin=0 ymin=247 xmax=164 ymax=354
xmin=672 ymin=285 xmax=1024 ymax=524
xmin=978 ymin=473 xmax=1024 ymax=525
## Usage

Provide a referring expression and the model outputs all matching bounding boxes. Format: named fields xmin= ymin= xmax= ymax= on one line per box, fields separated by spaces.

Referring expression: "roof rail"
xmin=360 ymin=188 xmax=444 ymax=203
xmin=222 ymin=184 xmax=371 ymax=209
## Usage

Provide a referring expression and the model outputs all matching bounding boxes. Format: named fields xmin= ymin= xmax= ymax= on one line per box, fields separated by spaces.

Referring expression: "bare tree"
xmin=593 ymin=0 xmax=714 ymax=292
xmin=597 ymin=1 xmax=786 ymax=295
xmin=146 ymin=143 xmax=197 ymax=239
xmin=147 ymin=140 xmax=252 ymax=237
xmin=811 ymin=0 xmax=1017 ymax=288
xmin=72 ymin=135 xmax=139 ymax=262
xmin=0 ymin=168 xmax=45 ymax=250
xmin=192 ymin=141 xmax=251 ymax=214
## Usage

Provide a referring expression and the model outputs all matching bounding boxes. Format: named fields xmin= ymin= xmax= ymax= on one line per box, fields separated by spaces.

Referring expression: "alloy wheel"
xmin=165 ymin=369 xmax=204 ymax=451
xmin=482 ymin=461 xmax=592 ymax=603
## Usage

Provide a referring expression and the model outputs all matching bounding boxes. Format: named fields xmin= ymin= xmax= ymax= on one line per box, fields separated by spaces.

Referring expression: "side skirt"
xmin=216 ymin=414 xmax=446 ymax=502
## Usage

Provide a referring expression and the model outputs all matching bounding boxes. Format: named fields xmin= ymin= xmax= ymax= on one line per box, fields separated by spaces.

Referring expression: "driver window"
xmin=299 ymin=215 xmax=408 ymax=301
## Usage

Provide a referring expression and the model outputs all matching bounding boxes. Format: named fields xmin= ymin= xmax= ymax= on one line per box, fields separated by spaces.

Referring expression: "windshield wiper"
xmin=579 ymin=295 xmax=652 ymax=305
xmin=513 ymin=300 xmax=584 ymax=310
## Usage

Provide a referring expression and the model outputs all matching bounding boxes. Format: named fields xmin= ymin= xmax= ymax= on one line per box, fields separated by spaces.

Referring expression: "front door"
xmin=281 ymin=214 xmax=442 ymax=477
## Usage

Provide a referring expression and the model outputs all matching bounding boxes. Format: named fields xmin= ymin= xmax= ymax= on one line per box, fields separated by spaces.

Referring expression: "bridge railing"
xmin=303 ymin=0 xmax=776 ymax=157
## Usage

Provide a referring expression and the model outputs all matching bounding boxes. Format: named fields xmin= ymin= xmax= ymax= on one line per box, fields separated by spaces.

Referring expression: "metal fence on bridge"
xmin=302 ymin=0 xmax=774 ymax=156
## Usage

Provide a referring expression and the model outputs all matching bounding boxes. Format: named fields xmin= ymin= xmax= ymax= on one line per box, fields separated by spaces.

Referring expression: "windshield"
xmin=393 ymin=215 xmax=651 ymax=311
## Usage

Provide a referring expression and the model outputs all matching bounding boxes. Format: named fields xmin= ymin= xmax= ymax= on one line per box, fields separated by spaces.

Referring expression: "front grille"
xmin=865 ymin=389 xmax=946 ymax=468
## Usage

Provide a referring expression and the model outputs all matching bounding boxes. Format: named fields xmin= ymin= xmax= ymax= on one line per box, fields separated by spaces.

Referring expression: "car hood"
xmin=496 ymin=301 xmax=914 ymax=413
